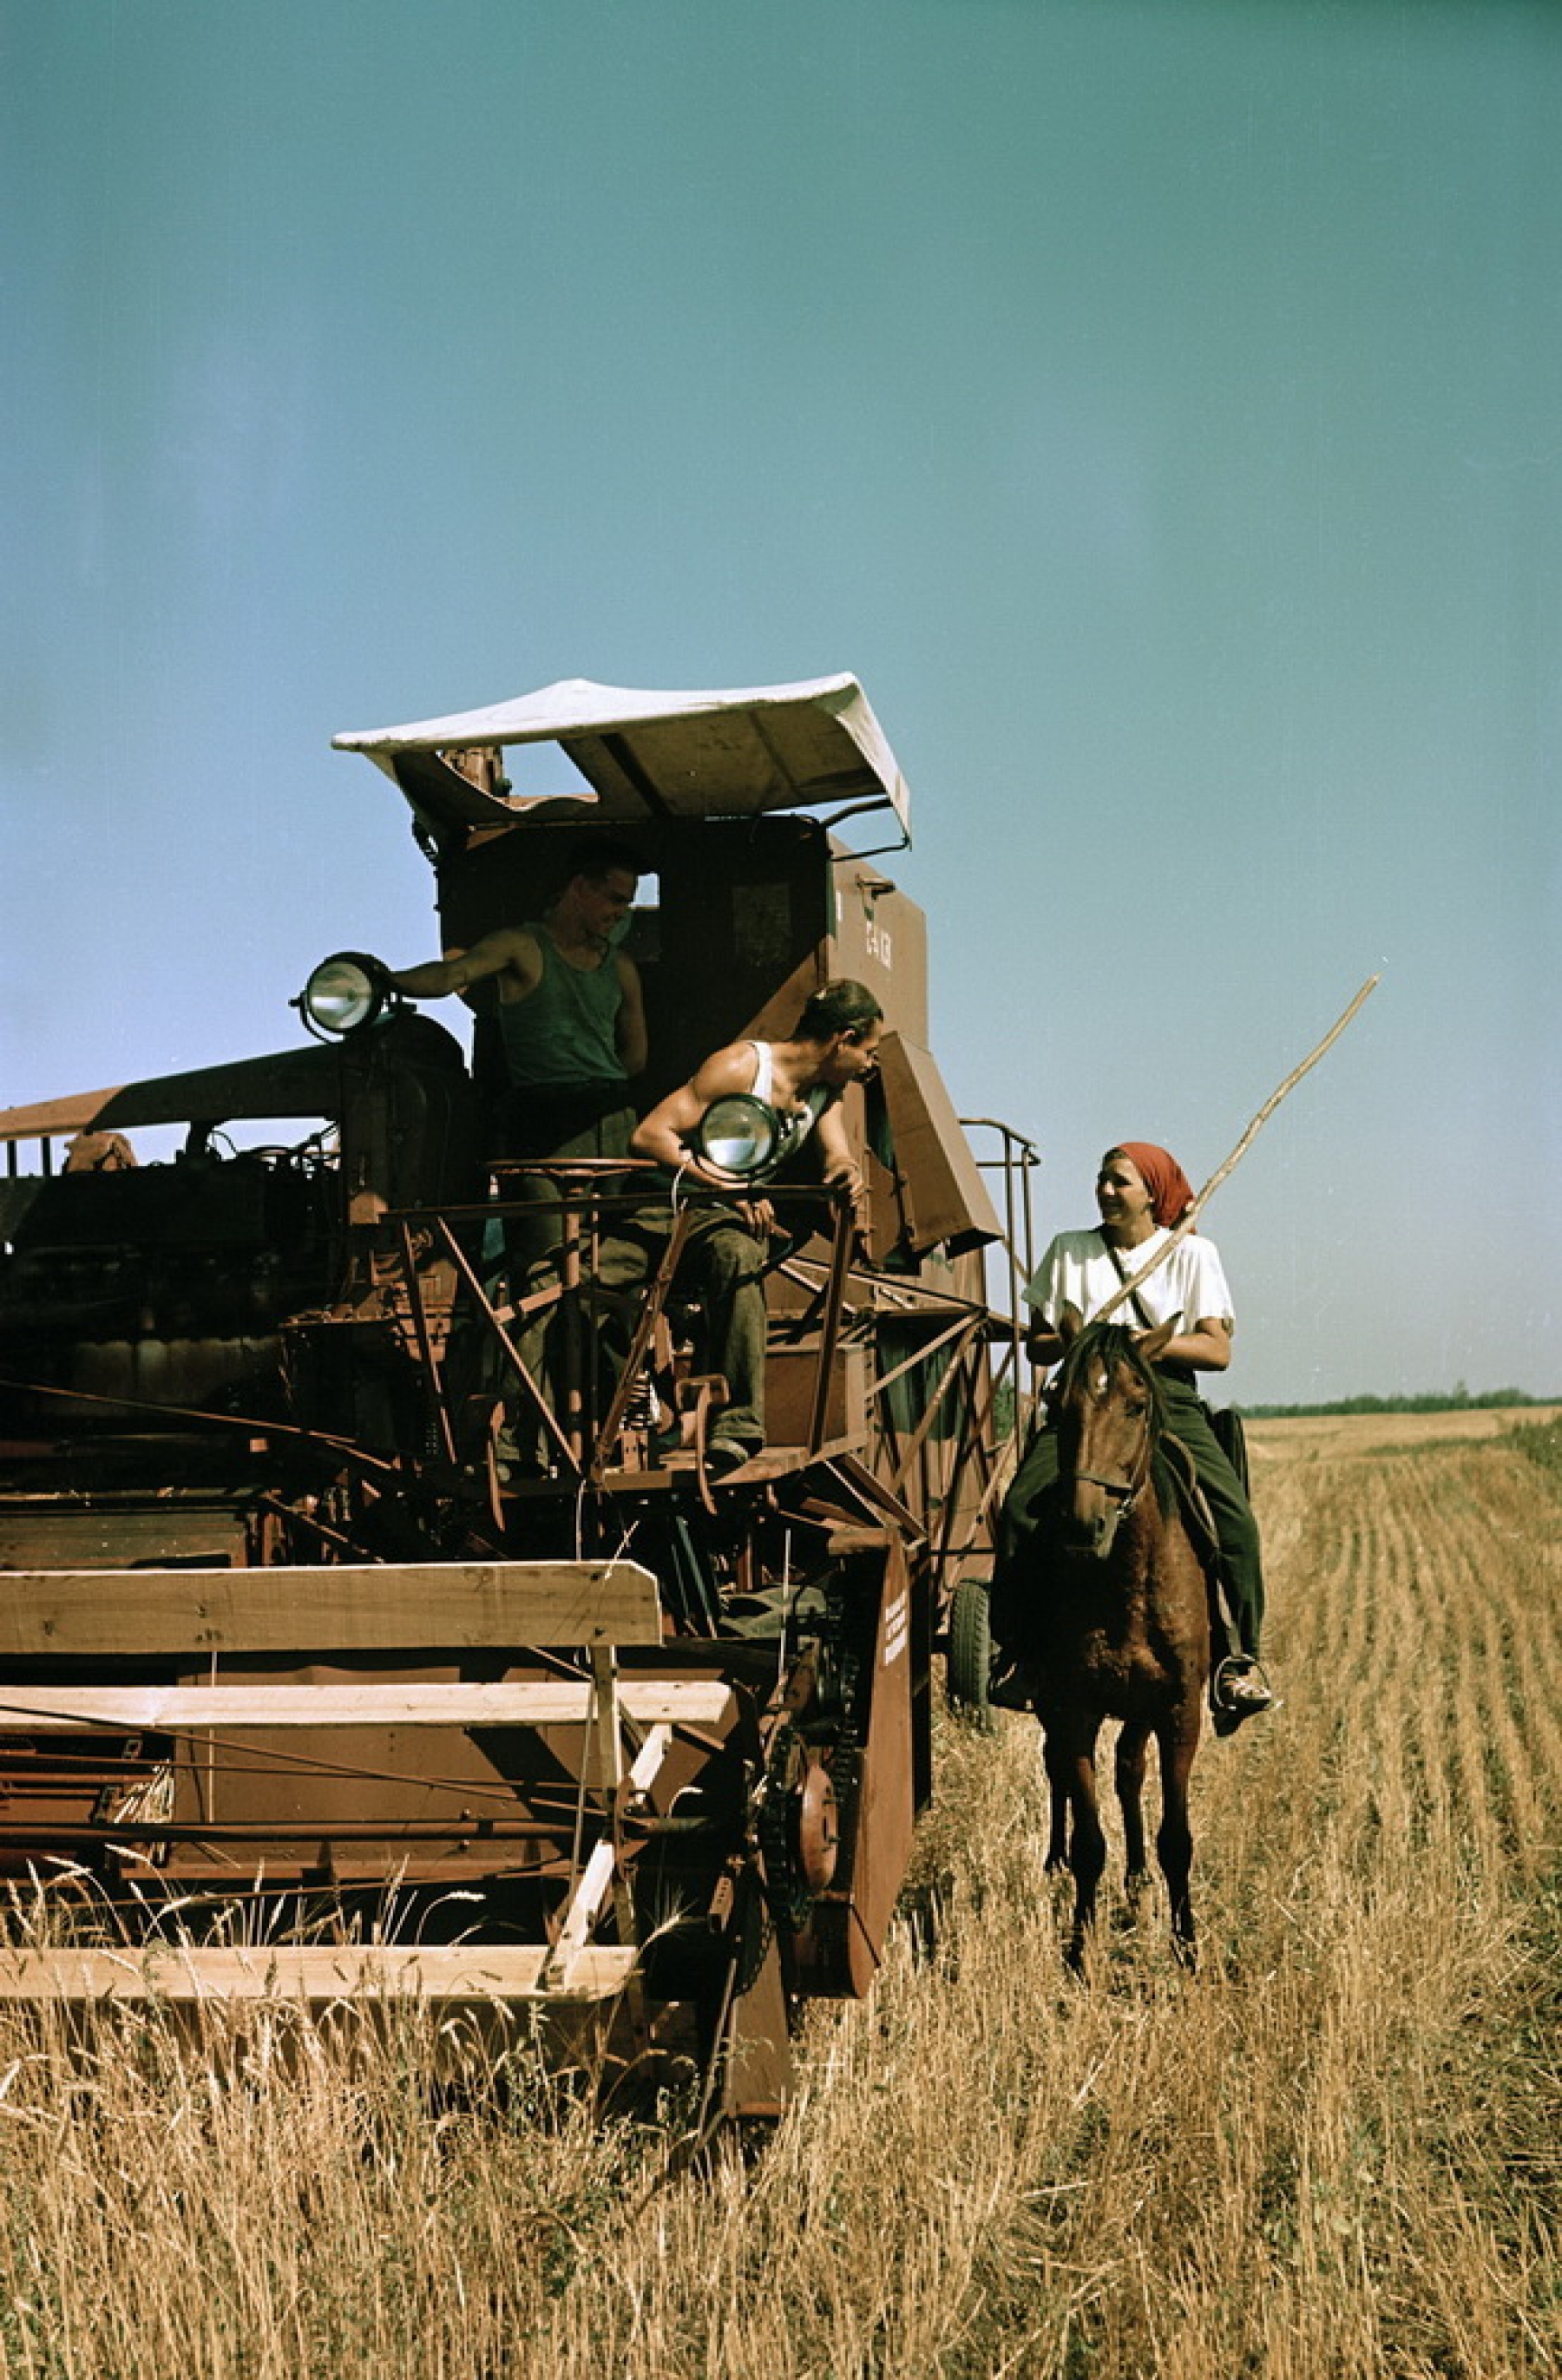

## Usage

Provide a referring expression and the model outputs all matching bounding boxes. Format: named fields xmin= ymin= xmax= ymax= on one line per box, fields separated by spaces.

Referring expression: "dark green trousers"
xmin=994 ymin=1375 xmax=1265 ymax=1663
xmin=588 ymin=1203 xmax=770 ymax=1449
xmin=509 ymin=1196 xmax=771 ymax=1469
xmin=502 ymin=1102 xmax=638 ymax=1277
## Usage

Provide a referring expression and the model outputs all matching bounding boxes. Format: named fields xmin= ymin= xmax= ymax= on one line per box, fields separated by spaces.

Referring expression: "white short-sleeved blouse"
xmin=1025 ymin=1227 xmax=1235 ymax=1337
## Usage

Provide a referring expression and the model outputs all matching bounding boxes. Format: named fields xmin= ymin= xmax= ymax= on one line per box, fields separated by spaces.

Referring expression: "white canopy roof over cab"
xmin=331 ymin=672 xmax=910 ymax=836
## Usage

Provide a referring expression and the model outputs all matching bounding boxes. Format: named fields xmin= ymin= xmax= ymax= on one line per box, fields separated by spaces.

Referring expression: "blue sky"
xmin=3 ymin=0 xmax=1558 ymax=1402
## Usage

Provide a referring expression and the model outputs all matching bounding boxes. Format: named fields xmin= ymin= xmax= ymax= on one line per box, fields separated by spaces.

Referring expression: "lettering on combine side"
xmin=882 ymin=1589 xmax=909 ymax=1668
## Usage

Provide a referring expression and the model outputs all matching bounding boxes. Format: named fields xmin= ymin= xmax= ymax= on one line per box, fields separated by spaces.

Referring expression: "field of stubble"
xmin=0 ymin=1409 xmax=1558 ymax=2379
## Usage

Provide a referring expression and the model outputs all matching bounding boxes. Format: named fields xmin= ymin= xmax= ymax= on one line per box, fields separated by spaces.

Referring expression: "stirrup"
xmin=1211 ymin=1655 xmax=1275 ymax=1713
xmin=1210 ymin=1657 xmax=1276 ymax=1737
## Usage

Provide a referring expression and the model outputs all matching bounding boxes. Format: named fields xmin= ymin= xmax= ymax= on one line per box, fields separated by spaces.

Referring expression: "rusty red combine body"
xmin=0 ymin=674 xmax=1036 ymax=2121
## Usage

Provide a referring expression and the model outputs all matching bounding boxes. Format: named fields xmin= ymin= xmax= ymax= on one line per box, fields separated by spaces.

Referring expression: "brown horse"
xmin=1024 ymin=1319 xmax=1210 ymax=1969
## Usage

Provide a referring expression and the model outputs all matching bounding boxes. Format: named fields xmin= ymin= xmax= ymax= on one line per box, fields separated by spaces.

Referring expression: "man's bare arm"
xmin=630 ymin=1046 xmax=757 ymax=1181
xmin=388 ymin=928 xmax=541 ymax=1002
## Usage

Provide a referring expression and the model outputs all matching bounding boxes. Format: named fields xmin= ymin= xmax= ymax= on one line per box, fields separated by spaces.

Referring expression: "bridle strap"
xmin=1073 ymin=1440 xmax=1152 ymax=1516
xmin=1073 ymin=1410 xmax=1154 ymax=1515
xmin=1074 ymin=1467 xmax=1139 ymax=1501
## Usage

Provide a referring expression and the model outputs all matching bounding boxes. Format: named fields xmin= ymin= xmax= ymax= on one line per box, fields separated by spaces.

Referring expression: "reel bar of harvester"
xmin=0 ymin=1681 xmax=735 ymax=1733
xmin=35 ymin=1719 xmax=730 ymax=1813
xmin=0 ymin=1558 xmax=666 ymax=1659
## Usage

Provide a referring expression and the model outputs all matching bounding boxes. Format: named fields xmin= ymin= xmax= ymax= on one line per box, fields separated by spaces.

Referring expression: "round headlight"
xmin=694 ymin=1093 xmax=781 ymax=1179
xmin=298 ymin=952 xmax=389 ymax=1039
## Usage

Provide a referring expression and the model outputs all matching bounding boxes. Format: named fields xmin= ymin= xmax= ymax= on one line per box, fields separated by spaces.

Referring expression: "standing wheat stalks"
xmin=1097 ymin=974 xmax=1382 ymax=1323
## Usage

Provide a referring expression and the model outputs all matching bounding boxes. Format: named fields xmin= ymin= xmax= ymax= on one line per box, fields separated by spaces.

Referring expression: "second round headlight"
xmin=694 ymin=1093 xmax=781 ymax=1178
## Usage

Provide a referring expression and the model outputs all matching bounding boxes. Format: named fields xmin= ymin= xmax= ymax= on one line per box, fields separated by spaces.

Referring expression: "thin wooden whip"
xmin=1096 ymin=973 xmax=1381 ymax=1324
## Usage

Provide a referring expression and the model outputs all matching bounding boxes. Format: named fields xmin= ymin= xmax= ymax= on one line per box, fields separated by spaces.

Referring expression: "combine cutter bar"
xmin=0 ymin=1944 xmax=640 ymax=2006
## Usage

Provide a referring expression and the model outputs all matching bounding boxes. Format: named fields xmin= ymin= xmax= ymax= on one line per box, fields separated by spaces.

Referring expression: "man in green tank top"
xmin=384 ymin=839 xmax=646 ymax=1471
xmin=387 ymin=837 xmax=647 ymax=1164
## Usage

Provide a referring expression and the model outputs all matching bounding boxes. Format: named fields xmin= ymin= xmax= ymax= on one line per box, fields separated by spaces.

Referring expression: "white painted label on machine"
xmin=882 ymin=1590 xmax=909 ymax=1668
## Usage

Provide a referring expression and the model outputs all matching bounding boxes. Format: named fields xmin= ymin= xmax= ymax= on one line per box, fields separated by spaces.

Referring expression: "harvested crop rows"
xmin=0 ymin=1412 xmax=1558 ymax=2377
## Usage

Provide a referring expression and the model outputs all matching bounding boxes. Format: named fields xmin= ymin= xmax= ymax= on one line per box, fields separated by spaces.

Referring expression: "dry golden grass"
xmin=1 ymin=1408 xmax=1559 ymax=2377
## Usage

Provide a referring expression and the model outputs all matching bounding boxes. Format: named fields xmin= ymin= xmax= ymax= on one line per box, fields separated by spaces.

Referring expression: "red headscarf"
xmin=1111 ymin=1143 xmax=1198 ymax=1231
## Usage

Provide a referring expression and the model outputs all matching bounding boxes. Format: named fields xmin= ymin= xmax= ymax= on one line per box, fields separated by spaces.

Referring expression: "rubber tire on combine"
xmin=945 ymin=1577 xmax=995 ymax=1730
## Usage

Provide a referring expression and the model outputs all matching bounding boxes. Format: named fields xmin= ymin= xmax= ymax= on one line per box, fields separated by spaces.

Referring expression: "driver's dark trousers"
xmin=993 ymin=1374 xmax=1265 ymax=1669
xmin=587 ymin=1203 xmax=769 ymax=1452
xmin=511 ymin=1199 xmax=782 ymax=1465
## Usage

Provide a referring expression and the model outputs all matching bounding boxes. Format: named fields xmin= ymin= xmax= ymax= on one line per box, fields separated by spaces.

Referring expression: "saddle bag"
xmin=1205 ymin=1402 xmax=1250 ymax=1494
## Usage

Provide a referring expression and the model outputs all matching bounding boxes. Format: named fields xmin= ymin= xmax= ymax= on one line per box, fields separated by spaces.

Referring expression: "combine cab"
xmin=0 ymin=674 xmax=1035 ymax=2122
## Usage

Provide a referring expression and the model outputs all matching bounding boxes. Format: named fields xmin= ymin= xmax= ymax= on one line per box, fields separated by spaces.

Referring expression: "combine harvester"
xmin=0 ymin=674 xmax=1036 ymax=2125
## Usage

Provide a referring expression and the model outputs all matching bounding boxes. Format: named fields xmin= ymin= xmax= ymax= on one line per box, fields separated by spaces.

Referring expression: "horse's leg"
xmin=1155 ymin=1706 xmax=1201 ymax=1968
xmin=1040 ymin=1721 xmax=1071 ymax=1873
xmin=1058 ymin=1722 xmax=1106 ymax=1971
xmin=1114 ymin=1718 xmax=1152 ymax=1920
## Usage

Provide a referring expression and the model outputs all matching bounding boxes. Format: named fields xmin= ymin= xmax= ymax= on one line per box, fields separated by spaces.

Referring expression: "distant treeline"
xmin=1241 ymin=1387 xmax=1555 ymax=1419
xmin=991 ymin=1382 xmax=1556 ymax=1439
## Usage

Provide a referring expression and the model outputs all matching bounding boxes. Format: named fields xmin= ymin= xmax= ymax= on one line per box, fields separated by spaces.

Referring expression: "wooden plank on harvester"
xmin=0 ymin=1944 xmax=641 ymax=2004
xmin=0 ymin=1560 xmax=666 ymax=1657
xmin=0 ymin=1682 xmax=733 ymax=1733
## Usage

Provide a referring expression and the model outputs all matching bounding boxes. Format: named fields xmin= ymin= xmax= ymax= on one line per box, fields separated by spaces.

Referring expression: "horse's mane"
xmin=1055 ymin=1321 xmax=1166 ymax=1419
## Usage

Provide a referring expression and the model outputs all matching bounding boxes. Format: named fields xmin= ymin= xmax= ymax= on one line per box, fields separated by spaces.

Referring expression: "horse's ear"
xmin=1139 ymin=1319 xmax=1178 ymax=1363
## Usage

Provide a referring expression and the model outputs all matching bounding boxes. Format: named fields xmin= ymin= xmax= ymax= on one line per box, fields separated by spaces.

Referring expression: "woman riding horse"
xmin=993 ymin=1142 xmax=1275 ymax=1728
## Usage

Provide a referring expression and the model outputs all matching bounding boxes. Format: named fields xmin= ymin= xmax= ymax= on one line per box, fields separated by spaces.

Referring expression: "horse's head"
xmin=1052 ymin=1319 xmax=1173 ymax=1558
